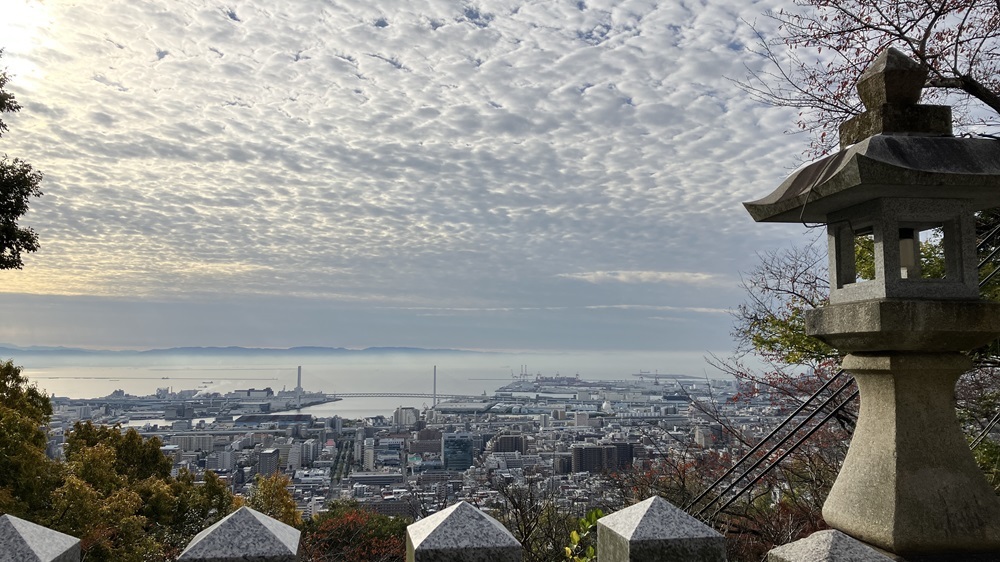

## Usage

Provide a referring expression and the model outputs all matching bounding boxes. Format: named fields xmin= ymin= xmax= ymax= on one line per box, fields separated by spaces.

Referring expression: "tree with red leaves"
xmin=300 ymin=500 xmax=408 ymax=562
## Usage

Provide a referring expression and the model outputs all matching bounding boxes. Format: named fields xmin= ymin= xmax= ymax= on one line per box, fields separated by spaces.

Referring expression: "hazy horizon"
xmin=17 ymin=349 xmax=736 ymax=402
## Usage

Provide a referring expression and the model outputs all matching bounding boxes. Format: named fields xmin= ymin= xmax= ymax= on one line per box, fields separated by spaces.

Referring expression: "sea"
xmin=13 ymin=350 xmax=732 ymax=420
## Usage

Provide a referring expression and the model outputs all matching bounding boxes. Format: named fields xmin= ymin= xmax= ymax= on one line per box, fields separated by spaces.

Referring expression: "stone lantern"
xmin=744 ymin=48 xmax=1000 ymax=558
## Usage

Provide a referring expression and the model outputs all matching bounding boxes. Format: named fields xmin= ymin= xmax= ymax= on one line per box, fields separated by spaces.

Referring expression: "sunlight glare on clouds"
xmin=0 ymin=0 xmax=52 ymax=83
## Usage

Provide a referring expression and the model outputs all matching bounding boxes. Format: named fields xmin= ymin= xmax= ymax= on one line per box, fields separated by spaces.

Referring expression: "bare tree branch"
xmin=734 ymin=0 xmax=1000 ymax=156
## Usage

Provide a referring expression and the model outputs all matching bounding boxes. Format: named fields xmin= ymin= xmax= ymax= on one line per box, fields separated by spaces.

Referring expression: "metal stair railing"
xmin=691 ymin=216 xmax=1000 ymax=520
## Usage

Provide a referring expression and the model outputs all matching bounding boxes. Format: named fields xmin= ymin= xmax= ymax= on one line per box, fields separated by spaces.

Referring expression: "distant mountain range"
xmin=0 ymin=344 xmax=481 ymax=356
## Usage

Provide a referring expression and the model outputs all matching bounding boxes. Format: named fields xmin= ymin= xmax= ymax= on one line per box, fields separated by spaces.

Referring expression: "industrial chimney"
xmin=296 ymin=366 xmax=302 ymax=409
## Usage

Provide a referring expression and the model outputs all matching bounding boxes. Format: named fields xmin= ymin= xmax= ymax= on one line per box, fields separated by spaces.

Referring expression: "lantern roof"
xmin=743 ymin=134 xmax=1000 ymax=223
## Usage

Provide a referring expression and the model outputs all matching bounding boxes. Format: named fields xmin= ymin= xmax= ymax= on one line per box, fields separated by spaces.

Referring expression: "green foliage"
xmin=66 ymin=421 xmax=172 ymax=482
xmin=852 ymin=232 xmax=948 ymax=281
xmin=564 ymin=508 xmax=601 ymax=562
xmin=47 ymin=474 xmax=160 ymax=562
xmin=732 ymin=242 xmax=835 ymax=367
xmin=0 ymin=50 xmax=20 ymax=132
xmin=48 ymin=437 xmax=161 ymax=562
xmin=137 ymin=469 xmax=238 ymax=557
xmin=0 ymin=360 xmax=58 ymax=516
xmin=51 ymin=423 xmax=237 ymax=561
xmin=972 ymin=438 xmax=1000 ymax=492
xmin=246 ymin=472 xmax=303 ymax=528
xmin=746 ymin=295 xmax=834 ymax=365
xmin=0 ymin=51 xmax=43 ymax=270
xmin=920 ymin=235 xmax=947 ymax=279
xmin=854 ymin=233 xmax=875 ymax=281
xmin=0 ymin=359 xmax=242 ymax=560
xmin=0 ymin=358 xmax=51 ymax=423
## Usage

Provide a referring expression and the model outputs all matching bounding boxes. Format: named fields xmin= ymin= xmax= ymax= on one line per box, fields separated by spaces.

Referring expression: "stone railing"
xmin=0 ymin=507 xmax=300 ymax=562
xmin=405 ymin=497 xmax=898 ymax=562
xmin=407 ymin=496 xmax=727 ymax=562
xmin=2 ymin=495 xmax=894 ymax=561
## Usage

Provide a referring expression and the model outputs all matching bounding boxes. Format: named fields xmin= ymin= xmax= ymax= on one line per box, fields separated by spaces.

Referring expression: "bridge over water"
xmin=327 ymin=393 xmax=488 ymax=400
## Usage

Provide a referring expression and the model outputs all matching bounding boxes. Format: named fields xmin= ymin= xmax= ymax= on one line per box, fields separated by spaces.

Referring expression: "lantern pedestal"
xmin=825 ymin=353 xmax=1000 ymax=555
xmin=806 ymin=300 xmax=1000 ymax=556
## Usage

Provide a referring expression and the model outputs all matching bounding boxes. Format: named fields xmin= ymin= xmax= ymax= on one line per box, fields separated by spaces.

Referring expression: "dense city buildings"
xmin=43 ymin=372 xmax=791 ymax=521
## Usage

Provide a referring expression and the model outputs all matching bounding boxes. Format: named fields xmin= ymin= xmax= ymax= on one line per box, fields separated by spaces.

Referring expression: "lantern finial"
xmin=838 ymin=48 xmax=951 ymax=147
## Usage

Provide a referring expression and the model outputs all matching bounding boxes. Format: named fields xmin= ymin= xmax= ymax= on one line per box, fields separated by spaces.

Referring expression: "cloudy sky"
xmin=0 ymin=0 xmax=811 ymax=352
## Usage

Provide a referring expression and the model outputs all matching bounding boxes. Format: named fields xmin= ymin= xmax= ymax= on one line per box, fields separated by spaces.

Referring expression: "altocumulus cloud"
xmin=0 ymin=0 xmax=808 ymax=350
xmin=558 ymin=270 xmax=730 ymax=286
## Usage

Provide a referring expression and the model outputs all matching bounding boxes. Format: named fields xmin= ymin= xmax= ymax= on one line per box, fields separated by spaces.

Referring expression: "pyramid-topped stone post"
xmin=0 ymin=514 xmax=80 ymax=562
xmin=745 ymin=48 xmax=1000 ymax=559
xmin=406 ymin=501 xmax=521 ymax=562
xmin=597 ymin=496 xmax=725 ymax=562
xmin=177 ymin=507 xmax=300 ymax=562
xmin=767 ymin=530 xmax=893 ymax=562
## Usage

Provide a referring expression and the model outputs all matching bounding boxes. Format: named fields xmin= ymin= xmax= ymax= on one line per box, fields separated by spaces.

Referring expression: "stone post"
xmin=0 ymin=514 xmax=80 ymax=562
xmin=177 ymin=507 xmax=300 ymax=562
xmin=597 ymin=496 xmax=725 ymax=562
xmin=406 ymin=501 xmax=521 ymax=562
xmin=767 ymin=530 xmax=893 ymax=562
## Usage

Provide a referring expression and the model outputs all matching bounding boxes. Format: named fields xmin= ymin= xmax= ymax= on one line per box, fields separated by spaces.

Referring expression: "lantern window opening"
xmin=852 ymin=226 xmax=876 ymax=284
xmin=906 ymin=225 xmax=947 ymax=281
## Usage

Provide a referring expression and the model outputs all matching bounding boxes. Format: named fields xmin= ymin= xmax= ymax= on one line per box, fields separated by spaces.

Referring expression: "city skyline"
xmin=0 ymin=0 xmax=809 ymax=352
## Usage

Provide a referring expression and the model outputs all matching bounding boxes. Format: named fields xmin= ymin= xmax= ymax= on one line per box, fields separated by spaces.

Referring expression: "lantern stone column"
xmin=744 ymin=48 xmax=1000 ymax=559
xmin=807 ymin=304 xmax=1000 ymax=554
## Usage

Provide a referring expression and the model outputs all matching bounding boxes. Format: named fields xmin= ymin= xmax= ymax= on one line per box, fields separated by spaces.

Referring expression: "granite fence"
xmin=1 ymin=495 xmax=893 ymax=562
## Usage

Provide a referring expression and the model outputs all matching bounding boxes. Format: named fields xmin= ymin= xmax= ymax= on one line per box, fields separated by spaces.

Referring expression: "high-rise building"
xmin=607 ymin=442 xmax=634 ymax=470
xmin=171 ymin=434 xmax=213 ymax=452
xmin=217 ymin=450 xmax=236 ymax=471
xmin=302 ymin=438 xmax=319 ymax=466
xmin=258 ymin=448 xmax=280 ymax=476
xmin=329 ymin=416 xmax=343 ymax=434
xmin=694 ymin=424 xmax=726 ymax=448
xmin=288 ymin=443 xmax=303 ymax=470
xmin=393 ymin=407 xmax=419 ymax=430
xmin=205 ymin=453 xmax=220 ymax=471
xmin=570 ymin=444 xmax=617 ymax=473
xmin=355 ymin=427 xmax=366 ymax=459
xmin=276 ymin=441 xmax=293 ymax=467
xmin=363 ymin=438 xmax=376 ymax=471
xmin=495 ymin=434 xmax=527 ymax=454
xmin=442 ymin=433 xmax=475 ymax=471
xmin=417 ymin=428 xmax=442 ymax=441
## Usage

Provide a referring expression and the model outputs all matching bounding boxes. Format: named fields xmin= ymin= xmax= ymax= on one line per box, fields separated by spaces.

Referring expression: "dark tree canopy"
xmin=0 ymin=50 xmax=43 ymax=269
xmin=738 ymin=1 xmax=1000 ymax=155
xmin=65 ymin=421 xmax=173 ymax=483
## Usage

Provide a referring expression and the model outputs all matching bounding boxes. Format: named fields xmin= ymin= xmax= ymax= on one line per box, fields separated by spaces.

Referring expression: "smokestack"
xmin=296 ymin=366 xmax=302 ymax=409
xmin=433 ymin=365 xmax=437 ymax=407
